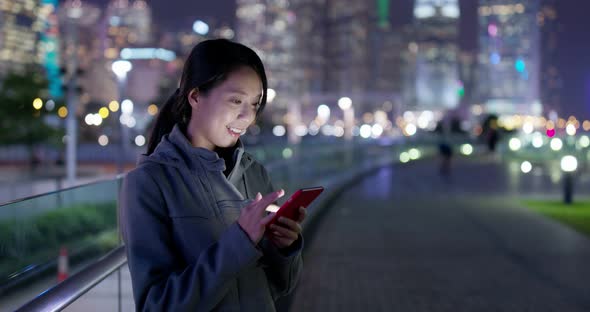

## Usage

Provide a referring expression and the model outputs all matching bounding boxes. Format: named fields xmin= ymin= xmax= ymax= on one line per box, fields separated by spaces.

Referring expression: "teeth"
xmin=228 ymin=127 xmax=245 ymax=135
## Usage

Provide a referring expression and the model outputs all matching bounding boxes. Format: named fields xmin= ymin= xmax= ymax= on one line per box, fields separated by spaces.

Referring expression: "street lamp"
xmin=111 ymin=60 xmax=132 ymax=173
xmin=112 ymin=60 xmax=132 ymax=80
xmin=338 ymin=97 xmax=354 ymax=140
xmin=560 ymin=155 xmax=578 ymax=204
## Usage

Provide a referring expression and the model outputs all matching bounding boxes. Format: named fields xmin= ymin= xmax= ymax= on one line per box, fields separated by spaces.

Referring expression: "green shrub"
xmin=0 ymin=202 xmax=117 ymax=279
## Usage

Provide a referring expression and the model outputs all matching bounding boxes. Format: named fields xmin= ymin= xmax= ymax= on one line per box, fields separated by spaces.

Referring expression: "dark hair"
xmin=146 ymin=39 xmax=268 ymax=155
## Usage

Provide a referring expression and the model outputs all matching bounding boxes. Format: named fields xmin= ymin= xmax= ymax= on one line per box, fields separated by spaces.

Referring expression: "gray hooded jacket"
xmin=120 ymin=125 xmax=303 ymax=311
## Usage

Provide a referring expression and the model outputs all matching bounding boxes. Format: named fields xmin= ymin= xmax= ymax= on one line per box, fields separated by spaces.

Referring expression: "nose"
xmin=238 ymin=104 xmax=256 ymax=124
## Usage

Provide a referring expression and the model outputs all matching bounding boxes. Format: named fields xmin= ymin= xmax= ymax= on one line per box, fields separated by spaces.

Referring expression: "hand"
xmin=267 ymin=207 xmax=306 ymax=249
xmin=238 ymin=190 xmax=284 ymax=245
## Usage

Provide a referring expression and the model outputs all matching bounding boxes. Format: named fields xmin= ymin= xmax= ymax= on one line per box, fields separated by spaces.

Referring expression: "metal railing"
xmin=15 ymin=246 xmax=127 ymax=312
xmin=8 ymin=138 xmax=437 ymax=311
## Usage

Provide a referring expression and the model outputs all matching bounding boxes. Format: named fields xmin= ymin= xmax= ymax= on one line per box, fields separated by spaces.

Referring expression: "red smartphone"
xmin=266 ymin=186 xmax=324 ymax=227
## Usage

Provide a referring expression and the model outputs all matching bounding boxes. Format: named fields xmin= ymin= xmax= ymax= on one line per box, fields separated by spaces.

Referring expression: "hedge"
xmin=0 ymin=201 xmax=118 ymax=283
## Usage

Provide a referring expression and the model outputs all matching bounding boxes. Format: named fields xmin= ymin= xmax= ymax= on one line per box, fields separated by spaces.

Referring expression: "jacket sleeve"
xmin=120 ymin=167 xmax=263 ymax=311
xmin=256 ymin=164 xmax=304 ymax=299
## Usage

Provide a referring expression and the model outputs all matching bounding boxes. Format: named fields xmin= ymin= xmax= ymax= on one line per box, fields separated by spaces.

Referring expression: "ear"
xmin=187 ymin=88 xmax=199 ymax=109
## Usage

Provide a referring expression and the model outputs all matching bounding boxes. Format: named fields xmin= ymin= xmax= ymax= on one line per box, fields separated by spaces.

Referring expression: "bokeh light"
xmin=121 ymin=99 xmax=134 ymax=114
xmin=98 ymin=135 xmax=109 ymax=146
xmin=400 ymin=152 xmax=410 ymax=163
xmin=45 ymin=100 xmax=55 ymax=111
xmin=520 ymin=161 xmax=532 ymax=173
xmin=109 ymin=101 xmax=120 ymax=112
xmin=338 ymin=97 xmax=352 ymax=110
xmin=360 ymin=124 xmax=372 ymax=138
xmin=58 ymin=107 xmax=68 ymax=118
xmin=273 ymin=125 xmax=286 ymax=137
xmin=532 ymin=132 xmax=544 ymax=148
xmin=282 ymin=148 xmax=293 ymax=159
xmin=508 ymin=138 xmax=521 ymax=151
xmin=405 ymin=124 xmax=417 ymax=136
xmin=135 ymin=135 xmax=146 ymax=147
xmin=371 ymin=124 xmax=383 ymax=137
xmin=99 ymin=107 xmax=110 ymax=119
xmin=147 ymin=104 xmax=158 ymax=116
xmin=561 ymin=155 xmax=577 ymax=172
xmin=33 ymin=98 xmax=43 ymax=110
xmin=550 ymin=138 xmax=563 ymax=151
xmin=566 ymin=124 xmax=576 ymax=136
xmin=408 ymin=148 xmax=421 ymax=160
xmin=460 ymin=144 xmax=473 ymax=155
xmin=522 ymin=122 xmax=533 ymax=134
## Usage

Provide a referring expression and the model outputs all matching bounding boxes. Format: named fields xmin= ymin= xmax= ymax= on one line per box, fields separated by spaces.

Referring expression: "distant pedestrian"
xmin=438 ymin=140 xmax=453 ymax=177
xmin=120 ymin=39 xmax=304 ymax=311
xmin=484 ymin=116 xmax=500 ymax=153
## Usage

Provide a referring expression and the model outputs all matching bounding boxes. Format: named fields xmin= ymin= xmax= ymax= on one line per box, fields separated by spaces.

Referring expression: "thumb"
xmin=261 ymin=212 xmax=276 ymax=226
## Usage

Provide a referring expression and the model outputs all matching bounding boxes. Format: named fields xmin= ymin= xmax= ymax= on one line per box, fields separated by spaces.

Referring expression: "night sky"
xmin=86 ymin=0 xmax=589 ymax=118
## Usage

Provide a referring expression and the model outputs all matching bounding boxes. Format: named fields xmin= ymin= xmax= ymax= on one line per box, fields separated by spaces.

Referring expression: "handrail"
xmin=9 ymin=141 xmax=417 ymax=311
xmin=15 ymin=246 xmax=127 ymax=312
xmin=0 ymin=174 xmax=124 ymax=208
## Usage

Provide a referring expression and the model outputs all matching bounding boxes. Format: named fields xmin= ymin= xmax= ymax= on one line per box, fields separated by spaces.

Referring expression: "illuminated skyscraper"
xmin=324 ymin=0 xmax=372 ymax=97
xmin=236 ymin=0 xmax=297 ymax=114
xmin=405 ymin=0 xmax=461 ymax=112
xmin=290 ymin=0 xmax=326 ymax=95
xmin=103 ymin=0 xmax=152 ymax=60
xmin=477 ymin=0 xmax=541 ymax=115
xmin=538 ymin=0 xmax=561 ymax=115
xmin=237 ymin=0 xmax=406 ymax=128
xmin=0 ymin=0 xmax=45 ymax=76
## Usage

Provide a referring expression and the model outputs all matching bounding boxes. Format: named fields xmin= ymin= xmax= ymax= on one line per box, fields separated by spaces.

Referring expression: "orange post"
xmin=57 ymin=246 xmax=69 ymax=282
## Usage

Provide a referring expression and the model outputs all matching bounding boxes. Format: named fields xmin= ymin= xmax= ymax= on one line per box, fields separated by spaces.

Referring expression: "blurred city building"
xmin=236 ymin=0 xmax=298 ymax=116
xmin=476 ymin=0 xmax=541 ymax=116
xmin=102 ymin=0 xmax=152 ymax=54
xmin=236 ymin=0 xmax=405 ymax=135
xmin=403 ymin=0 xmax=461 ymax=113
xmin=0 ymin=0 xmax=46 ymax=76
xmin=538 ymin=0 xmax=562 ymax=116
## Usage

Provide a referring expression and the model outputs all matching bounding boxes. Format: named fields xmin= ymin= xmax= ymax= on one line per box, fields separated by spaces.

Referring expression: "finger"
xmin=271 ymin=236 xmax=293 ymax=248
xmin=255 ymin=189 xmax=285 ymax=214
xmin=269 ymin=224 xmax=299 ymax=240
xmin=269 ymin=236 xmax=285 ymax=247
xmin=245 ymin=192 xmax=263 ymax=211
xmin=271 ymin=230 xmax=285 ymax=238
xmin=277 ymin=217 xmax=302 ymax=234
xmin=296 ymin=207 xmax=307 ymax=223
xmin=260 ymin=212 xmax=276 ymax=226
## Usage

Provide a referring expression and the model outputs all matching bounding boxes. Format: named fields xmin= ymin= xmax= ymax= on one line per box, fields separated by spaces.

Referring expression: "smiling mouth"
xmin=227 ymin=126 xmax=246 ymax=136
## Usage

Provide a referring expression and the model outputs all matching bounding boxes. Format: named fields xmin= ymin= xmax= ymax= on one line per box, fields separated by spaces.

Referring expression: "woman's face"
xmin=187 ymin=66 xmax=263 ymax=150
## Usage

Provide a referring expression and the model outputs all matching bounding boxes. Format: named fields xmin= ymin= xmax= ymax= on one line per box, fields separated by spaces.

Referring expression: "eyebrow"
xmin=227 ymin=89 xmax=262 ymax=99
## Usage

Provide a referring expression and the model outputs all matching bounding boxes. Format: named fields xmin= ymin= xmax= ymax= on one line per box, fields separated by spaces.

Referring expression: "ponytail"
xmin=146 ymin=88 xmax=189 ymax=155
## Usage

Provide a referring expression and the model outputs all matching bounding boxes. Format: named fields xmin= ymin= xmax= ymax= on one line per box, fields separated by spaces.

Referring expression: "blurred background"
xmin=2 ymin=0 xmax=590 ymax=311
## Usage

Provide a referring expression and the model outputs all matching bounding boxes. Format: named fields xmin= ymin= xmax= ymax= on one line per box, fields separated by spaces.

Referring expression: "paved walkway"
xmin=291 ymin=158 xmax=590 ymax=311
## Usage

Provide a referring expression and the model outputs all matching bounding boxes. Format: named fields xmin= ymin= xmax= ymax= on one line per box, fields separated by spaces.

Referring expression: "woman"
xmin=120 ymin=39 xmax=304 ymax=311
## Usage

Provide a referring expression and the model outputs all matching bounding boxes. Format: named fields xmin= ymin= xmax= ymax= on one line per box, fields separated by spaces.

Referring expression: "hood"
xmin=138 ymin=124 xmax=254 ymax=179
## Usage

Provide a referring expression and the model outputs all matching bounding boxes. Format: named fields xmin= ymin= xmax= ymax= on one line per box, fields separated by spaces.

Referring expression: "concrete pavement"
xmin=291 ymin=158 xmax=590 ymax=311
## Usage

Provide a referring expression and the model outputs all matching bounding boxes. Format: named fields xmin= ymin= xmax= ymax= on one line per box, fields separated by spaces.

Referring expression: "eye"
xmin=230 ymin=98 xmax=242 ymax=105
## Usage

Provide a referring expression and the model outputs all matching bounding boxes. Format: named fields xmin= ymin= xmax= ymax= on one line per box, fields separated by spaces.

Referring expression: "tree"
xmin=0 ymin=71 xmax=64 ymax=164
